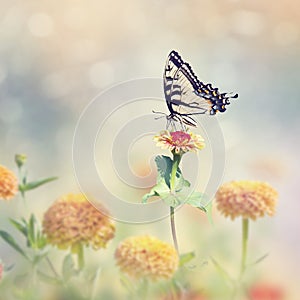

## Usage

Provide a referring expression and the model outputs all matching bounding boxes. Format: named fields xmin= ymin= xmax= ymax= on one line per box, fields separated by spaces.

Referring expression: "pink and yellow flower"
xmin=115 ymin=235 xmax=179 ymax=281
xmin=215 ymin=180 xmax=278 ymax=220
xmin=0 ymin=165 xmax=18 ymax=200
xmin=154 ymin=130 xmax=205 ymax=154
xmin=43 ymin=193 xmax=115 ymax=250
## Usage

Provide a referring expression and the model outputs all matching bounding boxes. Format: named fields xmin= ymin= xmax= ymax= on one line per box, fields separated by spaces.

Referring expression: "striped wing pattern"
xmin=163 ymin=50 xmax=238 ymax=126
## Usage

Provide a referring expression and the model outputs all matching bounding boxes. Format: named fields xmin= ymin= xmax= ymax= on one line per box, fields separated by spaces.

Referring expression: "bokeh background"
xmin=0 ymin=0 xmax=299 ymax=299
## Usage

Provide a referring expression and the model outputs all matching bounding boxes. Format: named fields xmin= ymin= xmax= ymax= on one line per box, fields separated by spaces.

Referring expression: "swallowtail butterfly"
xmin=162 ymin=50 xmax=238 ymax=127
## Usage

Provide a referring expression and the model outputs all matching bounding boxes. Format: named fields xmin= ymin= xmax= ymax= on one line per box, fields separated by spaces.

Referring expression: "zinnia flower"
xmin=115 ymin=235 xmax=179 ymax=281
xmin=154 ymin=130 xmax=205 ymax=154
xmin=249 ymin=283 xmax=284 ymax=300
xmin=215 ymin=181 xmax=278 ymax=220
xmin=43 ymin=193 xmax=115 ymax=250
xmin=0 ymin=165 xmax=18 ymax=200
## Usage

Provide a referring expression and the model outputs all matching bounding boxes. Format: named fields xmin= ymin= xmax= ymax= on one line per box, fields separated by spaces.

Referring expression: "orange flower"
xmin=249 ymin=283 xmax=284 ymax=300
xmin=0 ymin=165 xmax=18 ymax=200
xmin=115 ymin=235 xmax=178 ymax=281
xmin=154 ymin=130 xmax=205 ymax=154
xmin=215 ymin=181 xmax=278 ymax=220
xmin=43 ymin=193 xmax=115 ymax=250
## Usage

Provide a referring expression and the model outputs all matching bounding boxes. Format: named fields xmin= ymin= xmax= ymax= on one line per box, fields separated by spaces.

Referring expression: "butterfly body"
xmin=163 ymin=50 xmax=238 ymax=127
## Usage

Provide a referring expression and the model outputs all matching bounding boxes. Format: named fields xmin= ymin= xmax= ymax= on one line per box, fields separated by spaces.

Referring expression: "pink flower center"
xmin=170 ymin=131 xmax=191 ymax=145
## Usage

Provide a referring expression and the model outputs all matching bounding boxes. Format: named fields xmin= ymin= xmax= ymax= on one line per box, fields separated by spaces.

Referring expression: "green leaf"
xmin=90 ymin=267 xmax=102 ymax=299
xmin=142 ymin=155 xmax=195 ymax=206
xmin=210 ymin=256 xmax=234 ymax=286
xmin=19 ymin=176 xmax=58 ymax=192
xmin=142 ymin=176 xmax=170 ymax=203
xmin=155 ymin=155 xmax=186 ymax=188
xmin=9 ymin=219 xmax=28 ymax=237
xmin=36 ymin=232 xmax=47 ymax=249
xmin=249 ymin=253 xmax=269 ymax=266
xmin=160 ymin=193 xmax=181 ymax=207
xmin=179 ymin=251 xmax=195 ymax=267
xmin=155 ymin=155 xmax=173 ymax=188
xmin=27 ymin=214 xmax=36 ymax=248
xmin=62 ymin=254 xmax=77 ymax=281
xmin=4 ymin=264 xmax=14 ymax=272
xmin=38 ymin=271 xmax=61 ymax=285
xmin=32 ymin=251 xmax=48 ymax=264
xmin=204 ymin=201 xmax=214 ymax=225
xmin=120 ymin=273 xmax=135 ymax=294
xmin=0 ymin=230 xmax=29 ymax=260
xmin=185 ymin=192 xmax=207 ymax=208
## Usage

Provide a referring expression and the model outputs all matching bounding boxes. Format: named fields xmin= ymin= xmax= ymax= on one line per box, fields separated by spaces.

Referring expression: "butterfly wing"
xmin=163 ymin=50 xmax=238 ymax=126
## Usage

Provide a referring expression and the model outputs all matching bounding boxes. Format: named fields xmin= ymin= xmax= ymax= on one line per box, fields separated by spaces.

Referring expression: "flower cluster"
xmin=115 ymin=235 xmax=179 ymax=281
xmin=43 ymin=193 xmax=115 ymax=250
xmin=0 ymin=165 xmax=18 ymax=200
xmin=154 ymin=130 xmax=205 ymax=154
xmin=215 ymin=180 xmax=278 ymax=220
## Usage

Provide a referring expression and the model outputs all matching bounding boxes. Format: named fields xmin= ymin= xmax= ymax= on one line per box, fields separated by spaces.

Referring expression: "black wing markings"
xmin=163 ymin=50 xmax=238 ymax=127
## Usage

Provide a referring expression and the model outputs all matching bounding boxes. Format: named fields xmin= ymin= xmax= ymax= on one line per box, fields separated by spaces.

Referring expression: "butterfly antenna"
xmin=152 ymin=110 xmax=168 ymax=120
xmin=152 ymin=110 xmax=167 ymax=115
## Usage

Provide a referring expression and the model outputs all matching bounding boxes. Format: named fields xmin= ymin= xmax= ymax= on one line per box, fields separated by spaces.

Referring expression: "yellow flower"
xmin=215 ymin=181 xmax=278 ymax=220
xmin=115 ymin=235 xmax=179 ymax=281
xmin=154 ymin=130 xmax=205 ymax=154
xmin=0 ymin=165 xmax=18 ymax=200
xmin=43 ymin=193 xmax=115 ymax=250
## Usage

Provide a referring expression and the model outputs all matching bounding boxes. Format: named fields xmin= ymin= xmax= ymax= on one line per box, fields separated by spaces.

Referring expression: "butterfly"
xmin=161 ymin=50 xmax=238 ymax=127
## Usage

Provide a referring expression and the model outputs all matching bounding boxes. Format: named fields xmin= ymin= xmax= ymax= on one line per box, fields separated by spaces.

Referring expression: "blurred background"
xmin=0 ymin=0 xmax=299 ymax=299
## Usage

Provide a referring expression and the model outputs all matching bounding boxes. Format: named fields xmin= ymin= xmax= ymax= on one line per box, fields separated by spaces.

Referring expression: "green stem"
xmin=170 ymin=154 xmax=181 ymax=192
xmin=46 ymin=256 xmax=59 ymax=278
xmin=32 ymin=262 xmax=37 ymax=286
xmin=77 ymin=243 xmax=85 ymax=270
xmin=90 ymin=267 xmax=101 ymax=300
xmin=170 ymin=207 xmax=179 ymax=253
xmin=169 ymin=153 xmax=182 ymax=254
xmin=232 ymin=218 xmax=249 ymax=299
xmin=239 ymin=218 xmax=249 ymax=279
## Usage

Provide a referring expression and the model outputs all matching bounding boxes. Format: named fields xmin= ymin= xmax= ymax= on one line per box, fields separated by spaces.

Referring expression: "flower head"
xmin=115 ymin=235 xmax=179 ymax=281
xmin=43 ymin=193 xmax=115 ymax=250
xmin=154 ymin=130 xmax=205 ymax=154
xmin=249 ymin=283 xmax=284 ymax=300
xmin=15 ymin=154 xmax=27 ymax=169
xmin=0 ymin=165 xmax=18 ymax=200
xmin=215 ymin=181 xmax=278 ymax=220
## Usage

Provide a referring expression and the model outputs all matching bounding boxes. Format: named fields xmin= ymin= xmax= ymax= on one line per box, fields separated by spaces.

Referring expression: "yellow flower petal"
xmin=115 ymin=235 xmax=179 ymax=281
xmin=0 ymin=165 xmax=18 ymax=200
xmin=154 ymin=130 xmax=205 ymax=154
xmin=43 ymin=193 xmax=115 ymax=250
xmin=215 ymin=181 xmax=278 ymax=220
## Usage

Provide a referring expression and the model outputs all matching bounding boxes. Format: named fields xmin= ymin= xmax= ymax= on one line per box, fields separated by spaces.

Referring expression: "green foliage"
xmin=142 ymin=155 xmax=210 ymax=212
xmin=0 ymin=230 xmax=29 ymax=260
xmin=179 ymin=252 xmax=195 ymax=267
xmin=19 ymin=177 xmax=58 ymax=196
xmin=9 ymin=215 xmax=47 ymax=250
xmin=62 ymin=254 xmax=78 ymax=282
